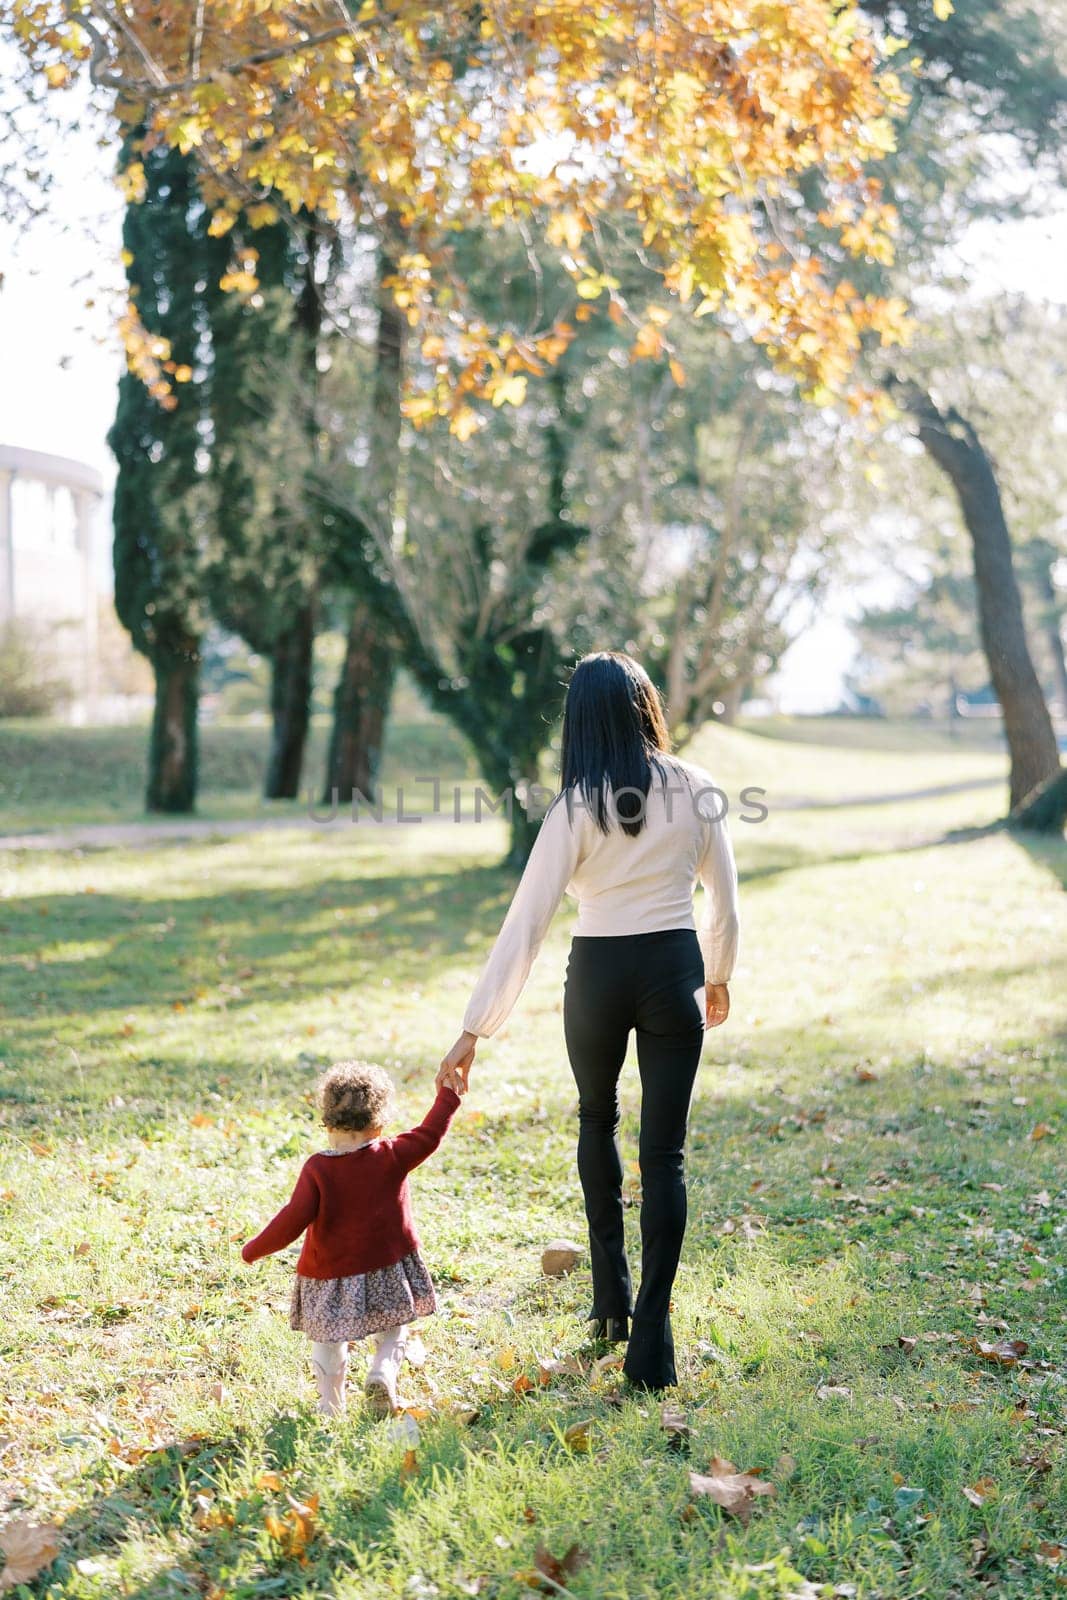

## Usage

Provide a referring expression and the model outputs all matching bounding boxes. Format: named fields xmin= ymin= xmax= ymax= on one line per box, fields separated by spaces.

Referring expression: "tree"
xmin=11 ymin=0 xmax=910 ymax=426
xmin=321 ymin=239 xmax=405 ymax=807
xmin=836 ymin=3 xmax=1067 ymax=824
xmin=202 ymin=209 xmax=332 ymax=799
xmin=109 ymin=142 xmax=210 ymax=813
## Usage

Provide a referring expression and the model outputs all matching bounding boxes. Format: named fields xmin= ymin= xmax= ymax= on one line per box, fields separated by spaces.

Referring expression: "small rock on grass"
xmin=541 ymin=1239 xmax=584 ymax=1276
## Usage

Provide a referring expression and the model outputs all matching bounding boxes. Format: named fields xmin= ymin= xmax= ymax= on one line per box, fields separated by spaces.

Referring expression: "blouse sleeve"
xmin=461 ymin=794 xmax=584 ymax=1038
xmin=694 ymin=784 xmax=740 ymax=985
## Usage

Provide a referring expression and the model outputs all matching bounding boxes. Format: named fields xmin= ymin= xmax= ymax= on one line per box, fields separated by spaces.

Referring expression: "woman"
xmin=437 ymin=651 xmax=739 ymax=1390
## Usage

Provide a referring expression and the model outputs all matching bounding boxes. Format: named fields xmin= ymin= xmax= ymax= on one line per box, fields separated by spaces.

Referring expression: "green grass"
xmin=1 ymin=725 xmax=1065 ymax=1599
xmin=0 ymin=711 xmax=1014 ymax=834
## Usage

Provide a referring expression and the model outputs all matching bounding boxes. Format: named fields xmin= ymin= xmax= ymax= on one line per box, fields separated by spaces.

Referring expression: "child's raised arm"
xmin=241 ymin=1163 xmax=319 ymax=1263
xmin=390 ymin=1084 xmax=461 ymax=1175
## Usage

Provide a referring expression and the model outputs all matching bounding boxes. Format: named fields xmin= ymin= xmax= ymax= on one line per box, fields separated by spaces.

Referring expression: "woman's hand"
xmin=705 ymin=982 xmax=730 ymax=1029
xmin=437 ymin=1030 xmax=478 ymax=1096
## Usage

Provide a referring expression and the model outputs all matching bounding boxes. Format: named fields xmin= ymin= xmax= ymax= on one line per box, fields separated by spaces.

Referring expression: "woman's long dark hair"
xmin=558 ymin=651 xmax=673 ymax=836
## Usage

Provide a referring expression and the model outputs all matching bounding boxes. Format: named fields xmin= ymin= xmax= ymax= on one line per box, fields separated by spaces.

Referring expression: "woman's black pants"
xmin=563 ymin=927 xmax=706 ymax=1389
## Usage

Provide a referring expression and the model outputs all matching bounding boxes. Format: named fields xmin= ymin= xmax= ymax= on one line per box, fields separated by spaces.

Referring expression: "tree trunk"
xmin=1035 ymin=556 xmax=1067 ymax=715
xmin=1010 ymin=767 xmax=1067 ymax=833
xmin=147 ymin=639 xmax=199 ymax=812
xmin=719 ymin=678 xmax=748 ymax=725
xmin=323 ymin=600 xmax=396 ymax=804
xmin=265 ymin=600 xmax=315 ymax=800
xmin=900 ymin=386 xmax=1061 ymax=810
xmin=324 ymin=239 xmax=402 ymax=802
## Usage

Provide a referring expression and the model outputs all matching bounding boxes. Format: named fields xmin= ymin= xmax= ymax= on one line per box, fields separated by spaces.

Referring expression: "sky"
xmin=2 ymin=74 xmax=1066 ymax=711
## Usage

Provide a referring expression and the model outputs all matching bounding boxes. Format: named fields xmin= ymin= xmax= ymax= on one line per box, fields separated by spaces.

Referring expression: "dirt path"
xmin=0 ymin=774 xmax=1007 ymax=852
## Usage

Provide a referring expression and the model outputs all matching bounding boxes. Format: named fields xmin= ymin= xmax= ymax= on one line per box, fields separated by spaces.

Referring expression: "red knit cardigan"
xmin=241 ymin=1085 xmax=460 ymax=1278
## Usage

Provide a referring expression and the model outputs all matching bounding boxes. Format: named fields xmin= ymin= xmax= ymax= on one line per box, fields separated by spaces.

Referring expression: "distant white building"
xmin=0 ymin=443 xmax=104 ymax=717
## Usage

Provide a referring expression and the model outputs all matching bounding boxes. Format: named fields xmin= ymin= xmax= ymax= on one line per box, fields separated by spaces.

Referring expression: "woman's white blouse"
xmin=461 ymin=755 xmax=740 ymax=1038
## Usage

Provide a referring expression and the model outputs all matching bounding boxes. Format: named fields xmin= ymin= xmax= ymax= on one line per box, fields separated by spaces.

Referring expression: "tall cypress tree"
xmin=203 ymin=213 xmax=328 ymax=799
xmin=109 ymin=144 xmax=210 ymax=813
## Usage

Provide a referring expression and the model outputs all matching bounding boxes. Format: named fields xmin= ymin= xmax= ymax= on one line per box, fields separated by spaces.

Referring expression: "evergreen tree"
xmin=109 ymin=144 xmax=211 ymax=813
xmin=203 ymin=212 xmax=331 ymax=799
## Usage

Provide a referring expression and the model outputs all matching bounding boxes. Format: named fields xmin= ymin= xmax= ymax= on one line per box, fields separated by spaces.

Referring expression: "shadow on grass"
xmin=43 ymin=1406 xmax=480 ymax=1600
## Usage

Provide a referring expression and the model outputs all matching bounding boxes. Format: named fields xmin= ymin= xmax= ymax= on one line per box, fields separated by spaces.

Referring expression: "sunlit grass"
xmin=1 ymin=727 xmax=1064 ymax=1597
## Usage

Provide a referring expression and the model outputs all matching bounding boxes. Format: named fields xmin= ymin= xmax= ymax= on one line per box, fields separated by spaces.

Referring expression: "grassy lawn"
xmin=1 ymin=725 xmax=1064 ymax=1598
xmin=0 ymin=712 xmax=1013 ymax=835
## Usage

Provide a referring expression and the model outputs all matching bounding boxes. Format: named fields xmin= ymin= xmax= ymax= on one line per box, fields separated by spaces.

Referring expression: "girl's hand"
xmin=705 ymin=982 xmax=730 ymax=1029
xmin=437 ymin=1031 xmax=477 ymax=1096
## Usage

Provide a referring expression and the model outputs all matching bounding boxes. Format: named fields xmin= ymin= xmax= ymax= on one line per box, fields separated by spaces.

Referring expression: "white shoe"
xmin=363 ymin=1371 xmax=397 ymax=1418
xmin=364 ymin=1327 xmax=408 ymax=1418
xmin=311 ymin=1353 xmax=348 ymax=1418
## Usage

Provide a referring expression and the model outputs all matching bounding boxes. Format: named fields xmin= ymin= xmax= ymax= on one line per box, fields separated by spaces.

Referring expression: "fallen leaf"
xmin=816 ymin=1384 xmax=853 ymax=1401
xmin=961 ymin=1477 xmax=998 ymax=1507
xmin=495 ymin=1347 xmax=517 ymax=1372
xmin=688 ymin=1458 xmax=777 ymax=1526
xmin=400 ymin=1449 xmax=419 ymax=1478
xmin=0 ymin=1520 xmax=61 ymax=1590
xmin=255 ymin=1470 xmax=284 ymax=1492
xmin=527 ymin=1541 xmax=588 ymax=1590
xmin=968 ymin=1338 xmax=1028 ymax=1368
xmin=513 ymin=1373 xmax=535 ymax=1395
xmin=563 ymin=1419 xmax=593 ymax=1452
xmin=854 ymin=1065 xmax=878 ymax=1083
xmin=387 ymin=1414 xmax=420 ymax=1447
xmin=1029 ymin=1123 xmax=1054 ymax=1141
xmin=660 ymin=1406 xmax=691 ymax=1453
xmin=538 ymin=1355 xmax=585 ymax=1385
xmin=1036 ymin=1543 xmax=1064 ymax=1567
xmin=897 ymin=1336 xmax=918 ymax=1355
xmin=774 ymin=1452 xmax=798 ymax=1482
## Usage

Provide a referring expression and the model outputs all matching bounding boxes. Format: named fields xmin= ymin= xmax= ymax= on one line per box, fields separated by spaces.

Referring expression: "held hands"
xmin=705 ymin=982 xmax=730 ymax=1029
xmin=436 ymin=1030 xmax=477 ymax=1097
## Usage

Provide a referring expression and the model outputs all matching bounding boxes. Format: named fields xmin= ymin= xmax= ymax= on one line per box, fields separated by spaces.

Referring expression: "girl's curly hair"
xmin=317 ymin=1060 xmax=394 ymax=1133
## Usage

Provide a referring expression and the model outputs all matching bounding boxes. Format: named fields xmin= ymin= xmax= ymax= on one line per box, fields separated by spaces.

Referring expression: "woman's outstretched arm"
xmin=438 ymin=794 xmax=584 ymax=1087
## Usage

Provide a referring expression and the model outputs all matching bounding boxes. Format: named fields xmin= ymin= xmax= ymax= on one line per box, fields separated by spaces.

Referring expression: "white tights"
xmin=310 ymin=1324 xmax=409 ymax=1417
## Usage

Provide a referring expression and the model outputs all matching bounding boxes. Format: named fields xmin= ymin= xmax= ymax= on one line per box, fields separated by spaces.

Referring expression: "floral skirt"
xmin=290 ymin=1250 xmax=437 ymax=1342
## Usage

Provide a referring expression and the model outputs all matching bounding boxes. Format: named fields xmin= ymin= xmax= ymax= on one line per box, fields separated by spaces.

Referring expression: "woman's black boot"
xmin=588 ymin=1315 xmax=629 ymax=1345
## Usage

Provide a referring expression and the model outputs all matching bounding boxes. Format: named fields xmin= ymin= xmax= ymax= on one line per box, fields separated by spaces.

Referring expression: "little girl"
xmin=242 ymin=1061 xmax=461 ymax=1418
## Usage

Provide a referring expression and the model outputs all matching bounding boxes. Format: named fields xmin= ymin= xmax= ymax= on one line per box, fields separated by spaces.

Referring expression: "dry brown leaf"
xmin=513 ymin=1373 xmax=535 ymax=1396
xmin=961 ymin=1477 xmax=998 ymax=1507
xmin=537 ymin=1355 xmax=585 ymax=1385
xmin=0 ymin=1519 xmax=61 ymax=1591
xmin=774 ymin=1451 xmax=798 ymax=1482
xmin=854 ymin=1065 xmax=878 ymax=1083
xmin=255 ymin=1470 xmax=284 ymax=1492
xmin=897 ymin=1336 xmax=918 ymax=1355
xmin=400 ymin=1449 xmax=419 ymax=1479
xmin=526 ymin=1541 xmax=588 ymax=1590
xmin=968 ymin=1337 xmax=1028 ymax=1367
xmin=1036 ymin=1543 xmax=1065 ymax=1566
xmin=660 ymin=1406 xmax=691 ymax=1453
xmin=688 ymin=1458 xmax=777 ymax=1526
xmin=1029 ymin=1123 xmax=1054 ymax=1142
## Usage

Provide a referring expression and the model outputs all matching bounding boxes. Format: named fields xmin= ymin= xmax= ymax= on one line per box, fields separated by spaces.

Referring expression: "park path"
xmin=0 ymin=774 xmax=1005 ymax=852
